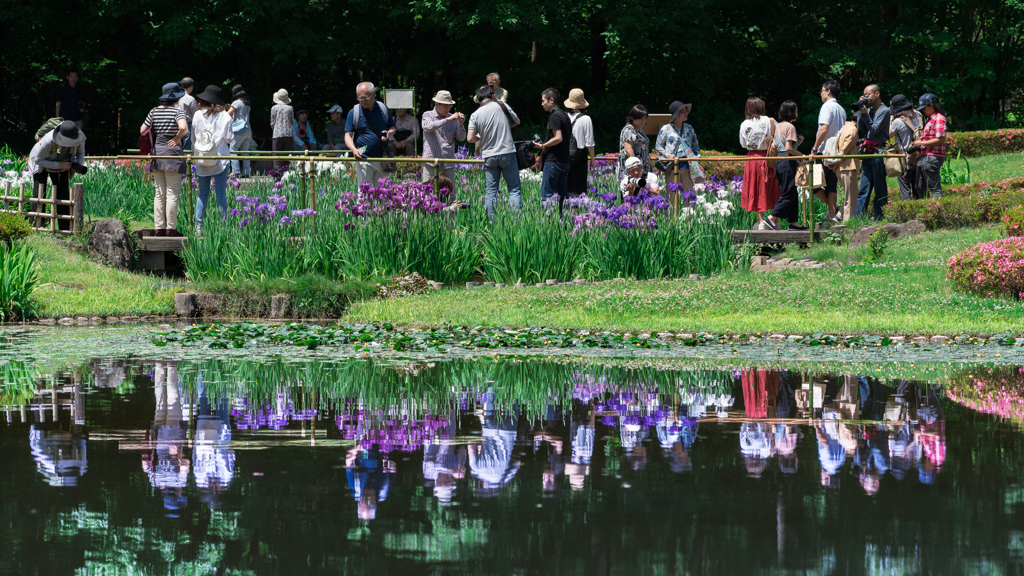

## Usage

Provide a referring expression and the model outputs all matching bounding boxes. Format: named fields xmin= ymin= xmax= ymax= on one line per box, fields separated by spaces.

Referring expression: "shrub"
xmin=198 ymin=276 xmax=377 ymax=318
xmin=947 ymin=237 xmax=1024 ymax=299
xmin=0 ymin=212 xmax=33 ymax=248
xmin=0 ymin=242 xmax=41 ymax=321
xmin=885 ymin=183 xmax=1024 ymax=230
xmin=1003 ymin=205 xmax=1024 ymax=237
xmin=947 ymin=129 xmax=1024 ymax=157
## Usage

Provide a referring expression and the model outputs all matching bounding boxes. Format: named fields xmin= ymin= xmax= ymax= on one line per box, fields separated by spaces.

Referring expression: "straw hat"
xmin=564 ymin=88 xmax=589 ymax=110
xmin=432 ymin=90 xmax=456 ymax=105
xmin=273 ymin=89 xmax=291 ymax=105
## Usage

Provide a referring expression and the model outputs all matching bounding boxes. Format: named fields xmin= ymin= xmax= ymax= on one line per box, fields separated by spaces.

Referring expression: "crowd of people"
xmin=30 ymin=70 xmax=949 ymax=233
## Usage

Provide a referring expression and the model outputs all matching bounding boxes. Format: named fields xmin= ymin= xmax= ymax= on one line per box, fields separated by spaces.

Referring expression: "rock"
xmin=890 ymin=336 xmax=905 ymax=342
xmin=106 ymin=316 xmax=119 ymax=322
xmin=175 ymin=293 xmax=198 ymax=317
xmin=689 ymin=274 xmax=701 ymax=280
xmin=535 ymin=283 xmax=545 ymax=287
xmin=850 ymin=220 xmax=927 ymax=248
xmin=58 ymin=317 xmax=74 ymax=325
xmin=769 ymin=334 xmax=786 ymax=339
xmin=824 ymin=262 xmax=841 ymax=268
xmin=496 ymin=283 xmax=506 ymax=288
xmin=930 ymin=335 xmax=950 ymax=342
xmin=270 ymin=295 xmax=290 ymax=318
xmin=39 ymin=318 xmax=56 ymax=325
xmin=87 ymin=218 xmax=135 ymax=269
xmin=515 ymin=283 xmax=526 ymax=289
xmin=483 ymin=282 xmax=495 ymax=287
xmin=546 ymin=279 xmax=558 ymax=285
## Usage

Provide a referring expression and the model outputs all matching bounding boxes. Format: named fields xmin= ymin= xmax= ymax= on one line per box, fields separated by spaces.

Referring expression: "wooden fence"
xmin=1 ymin=181 xmax=85 ymax=235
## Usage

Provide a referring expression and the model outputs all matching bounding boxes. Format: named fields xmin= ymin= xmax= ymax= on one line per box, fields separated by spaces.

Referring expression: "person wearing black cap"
xmin=322 ymin=105 xmax=347 ymax=153
xmin=292 ymin=108 xmax=318 ymax=151
xmin=888 ymin=94 xmax=924 ymax=200
xmin=27 ymin=120 xmax=86 ymax=231
xmin=141 ymin=82 xmax=189 ymax=236
xmin=191 ymin=85 xmax=234 ymax=232
xmin=911 ymin=93 xmax=947 ymax=199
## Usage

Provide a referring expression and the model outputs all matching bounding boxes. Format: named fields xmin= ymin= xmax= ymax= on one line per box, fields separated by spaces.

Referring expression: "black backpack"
xmin=496 ymin=102 xmax=535 ymax=170
xmin=567 ymin=113 xmax=584 ymax=165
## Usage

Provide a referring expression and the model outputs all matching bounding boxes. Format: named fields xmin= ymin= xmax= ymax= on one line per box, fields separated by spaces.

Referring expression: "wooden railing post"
xmin=3 ymin=182 xmax=9 ymax=213
xmin=18 ymin=183 xmax=25 ymax=216
xmin=72 ymin=183 xmax=84 ymax=235
xmin=50 ymin=185 xmax=57 ymax=232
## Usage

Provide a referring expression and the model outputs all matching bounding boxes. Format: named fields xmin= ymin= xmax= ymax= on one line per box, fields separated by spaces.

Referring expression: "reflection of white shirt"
xmin=30 ymin=427 xmax=88 ymax=487
xmin=469 ymin=428 xmax=519 ymax=488
xmin=740 ymin=423 xmax=773 ymax=458
xmin=194 ymin=420 xmax=235 ymax=488
xmin=571 ymin=423 xmax=595 ymax=465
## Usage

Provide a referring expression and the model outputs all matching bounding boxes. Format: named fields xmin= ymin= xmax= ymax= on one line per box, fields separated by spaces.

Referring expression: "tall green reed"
xmin=0 ymin=241 xmax=41 ymax=321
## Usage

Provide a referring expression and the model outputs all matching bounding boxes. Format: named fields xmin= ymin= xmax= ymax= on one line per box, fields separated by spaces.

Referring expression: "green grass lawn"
xmin=347 ymin=226 xmax=1024 ymax=336
xmin=29 ymin=236 xmax=177 ymax=318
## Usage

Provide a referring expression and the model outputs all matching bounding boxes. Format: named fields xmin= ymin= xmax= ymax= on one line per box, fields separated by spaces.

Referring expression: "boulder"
xmin=88 ymin=218 xmax=135 ymax=269
xmin=850 ymin=219 xmax=926 ymax=247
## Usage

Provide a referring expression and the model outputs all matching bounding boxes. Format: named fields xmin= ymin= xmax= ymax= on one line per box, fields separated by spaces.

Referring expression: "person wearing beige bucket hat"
xmin=564 ymin=88 xmax=595 ymax=196
xmin=421 ymin=90 xmax=466 ymax=184
xmin=270 ymin=89 xmax=295 ymax=169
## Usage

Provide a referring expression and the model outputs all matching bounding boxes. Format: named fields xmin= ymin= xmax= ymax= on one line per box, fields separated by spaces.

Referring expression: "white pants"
xmin=153 ymin=170 xmax=182 ymax=230
xmin=355 ymin=161 xmax=387 ymax=189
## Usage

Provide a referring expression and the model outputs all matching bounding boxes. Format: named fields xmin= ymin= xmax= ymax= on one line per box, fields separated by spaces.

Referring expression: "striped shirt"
xmin=144 ymin=106 xmax=186 ymax=137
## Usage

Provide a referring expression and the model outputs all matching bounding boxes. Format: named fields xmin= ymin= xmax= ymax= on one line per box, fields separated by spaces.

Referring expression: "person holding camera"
xmin=466 ymin=85 xmax=522 ymax=219
xmin=853 ymin=84 xmax=890 ymax=219
xmin=912 ymin=93 xmax=947 ymax=199
xmin=619 ymin=156 xmax=661 ymax=199
xmin=344 ymin=82 xmax=396 ymax=189
xmin=809 ymin=80 xmax=846 ymax=223
xmin=421 ymin=91 xmax=466 ymax=184
xmin=27 ymin=121 xmax=86 ymax=232
xmin=888 ymin=94 xmax=924 ymax=200
xmin=141 ymin=82 xmax=189 ymax=236
xmin=534 ymin=88 xmax=572 ymax=203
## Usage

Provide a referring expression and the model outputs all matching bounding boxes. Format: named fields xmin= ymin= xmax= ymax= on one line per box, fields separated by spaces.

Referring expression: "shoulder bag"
xmin=352 ymin=102 xmax=397 ymax=172
xmin=231 ymin=107 xmax=249 ymax=133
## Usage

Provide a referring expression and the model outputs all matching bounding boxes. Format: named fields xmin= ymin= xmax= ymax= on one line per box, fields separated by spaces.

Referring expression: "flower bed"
xmin=884 ymin=177 xmax=1024 ymax=229
xmin=945 ymin=367 xmax=1024 ymax=425
xmin=947 ymin=237 xmax=1024 ymax=299
xmin=947 ymin=129 xmax=1024 ymax=157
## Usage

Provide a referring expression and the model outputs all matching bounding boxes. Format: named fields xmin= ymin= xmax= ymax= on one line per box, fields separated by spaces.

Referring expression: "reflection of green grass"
xmin=28 ymin=236 xmax=176 ymax=318
xmin=348 ymin=226 xmax=1024 ymax=336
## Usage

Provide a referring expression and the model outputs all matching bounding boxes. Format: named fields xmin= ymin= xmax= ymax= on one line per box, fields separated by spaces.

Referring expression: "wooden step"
xmin=732 ymin=230 xmax=813 ymax=244
xmin=137 ymin=236 xmax=189 ymax=251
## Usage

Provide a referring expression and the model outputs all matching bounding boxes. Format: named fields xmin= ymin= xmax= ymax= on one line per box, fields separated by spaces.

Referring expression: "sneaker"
xmin=763 ymin=218 xmax=780 ymax=230
xmin=154 ymin=229 xmax=166 ymax=237
xmin=789 ymin=224 xmax=809 ymax=231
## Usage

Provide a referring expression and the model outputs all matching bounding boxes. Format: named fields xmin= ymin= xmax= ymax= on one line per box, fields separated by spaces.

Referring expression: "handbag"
xmin=514 ymin=141 xmax=537 ymax=170
xmin=381 ymin=140 xmax=397 ymax=173
xmin=765 ymin=119 xmax=780 ymax=171
xmin=231 ymin=108 xmax=249 ymax=133
xmin=193 ymin=128 xmax=218 ymax=166
xmin=883 ymin=142 xmax=908 ymax=177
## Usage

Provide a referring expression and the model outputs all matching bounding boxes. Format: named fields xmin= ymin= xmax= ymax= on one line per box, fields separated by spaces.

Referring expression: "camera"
xmin=851 ymin=95 xmax=871 ymax=112
xmin=626 ymin=176 xmax=647 ymax=188
xmin=70 ymin=162 xmax=88 ymax=175
xmin=904 ymin=146 xmax=921 ymax=155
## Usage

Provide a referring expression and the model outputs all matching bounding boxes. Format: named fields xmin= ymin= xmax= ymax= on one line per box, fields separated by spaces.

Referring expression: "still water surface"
xmin=2 ymin=357 xmax=1023 ymax=574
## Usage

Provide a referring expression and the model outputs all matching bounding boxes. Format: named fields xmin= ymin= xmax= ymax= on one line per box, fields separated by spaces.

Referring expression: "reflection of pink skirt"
xmin=741 ymin=150 xmax=781 ymax=212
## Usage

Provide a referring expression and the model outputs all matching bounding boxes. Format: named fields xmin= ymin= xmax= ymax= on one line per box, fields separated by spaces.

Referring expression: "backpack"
xmin=231 ymin=107 xmax=250 ymax=133
xmin=35 ymin=117 xmax=64 ymax=141
xmin=821 ymin=135 xmax=841 ymax=166
xmin=193 ymin=128 xmax=218 ymax=166
xmin=567 ymin=113 xmax=584 ymax=165
xmin=496 ymin=102 xmax=535 ymax=170
xmin=352 ymin=102 xmax=396 ymax=172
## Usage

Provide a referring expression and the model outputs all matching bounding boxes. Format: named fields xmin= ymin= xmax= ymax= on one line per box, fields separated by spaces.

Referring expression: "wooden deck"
xmin=132 ymin=229 xmax=189 ymax=272
xmin=732 ymin=230 xmax=813 ymax=244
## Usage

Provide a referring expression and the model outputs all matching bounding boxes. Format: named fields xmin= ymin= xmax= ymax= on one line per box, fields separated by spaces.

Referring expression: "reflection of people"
xmin=469 ymin=411 xmax=520 ymax=495
xmin=620 ymin=416 xmax=649 ymax=471
xmin=740 ymin=423 xmax=773 ymax=478
xmin=194 ymin=378 xmax=236 ymax=508
xmin=775 ymin=425 xmax=799 ymax=474
xmin=915 ymin=385 xmax=946 ymax=484
xmin=30 ymin=426 xmax=88 ymax=486
xmin=816 ymin=420 xmax=846 ymax=487
xmin=741 ymin=369 xmax=779 ymax=418
xmin=143 ymin=361 xmax=189 ymax=517
xmin=346 ymin=446 xmax=396 ymax=520
xmin=423 ymin=442 xmax=466 ymax=505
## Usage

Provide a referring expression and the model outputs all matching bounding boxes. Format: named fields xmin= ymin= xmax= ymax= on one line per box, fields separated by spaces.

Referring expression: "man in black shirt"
xmin=534 ymin=88 xmax=571 ymax=202
xmin=56 ymin=70 xmax=86 ymax=129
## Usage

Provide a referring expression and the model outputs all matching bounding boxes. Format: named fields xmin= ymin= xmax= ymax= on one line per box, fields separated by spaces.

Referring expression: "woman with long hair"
xmin=738 ymin=97 xmax=781 ymax=229
xmin=191 ymin=85 xmax=233 ymax=232
xmin=140 ymin=82 xmax=188 ymax=236
xmin=226 ymin=84 xmax=252 ymax=178
xmin=888 ymin=94 xmax=923 ymax=200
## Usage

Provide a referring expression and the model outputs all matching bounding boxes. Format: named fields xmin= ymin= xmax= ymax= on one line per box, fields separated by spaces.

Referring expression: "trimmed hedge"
xmin=885 ymin=177 xmax=1024 ymax=229
xmin=947 ymin=129 xmax=1024 ymax=157
xmin=948 ymin=237 xmax=1024 ymax=299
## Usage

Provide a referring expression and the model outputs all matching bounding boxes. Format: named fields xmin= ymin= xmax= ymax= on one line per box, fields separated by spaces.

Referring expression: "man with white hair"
xmin=486 ymin=72 xmax=508 ymax=103
xmin=344 ymin=81 xmax=396 ymax=188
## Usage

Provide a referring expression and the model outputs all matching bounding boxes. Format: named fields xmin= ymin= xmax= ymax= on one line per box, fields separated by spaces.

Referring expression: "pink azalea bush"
xmin=945 ymin=367 xmax=1024 ymax=424
xmin=947 ymin=128 xmax=1024 ymax=157
xmin=1002 ymin=205 xmax=1024 ymax=237
xmin=947 ymin=237 xmax=1024 ymax=299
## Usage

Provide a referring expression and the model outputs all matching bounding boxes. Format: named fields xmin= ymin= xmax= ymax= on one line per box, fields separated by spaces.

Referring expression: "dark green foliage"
xmin=0 ymin=213 xmax=33 ymax=248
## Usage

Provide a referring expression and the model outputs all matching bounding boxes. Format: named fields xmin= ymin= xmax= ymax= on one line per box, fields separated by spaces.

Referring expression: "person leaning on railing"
xmin=27 ymin=120 xmax=86 ymax=232
xmin=911 ymin=93 xmax=947 ymax=199
xmin=141 ymin=82 xmax=189 ymax=236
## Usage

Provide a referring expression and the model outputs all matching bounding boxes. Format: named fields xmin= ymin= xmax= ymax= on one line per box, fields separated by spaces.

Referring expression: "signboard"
xmin=384 ymin=89 xmax=415 ymax=111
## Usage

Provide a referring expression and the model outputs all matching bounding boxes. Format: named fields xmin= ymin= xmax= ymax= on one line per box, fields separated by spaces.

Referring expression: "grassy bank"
xmin=347 ymin=226 xmax=1024 ymax=336
xmin=30 ymin=236 xmax=176 ymax=318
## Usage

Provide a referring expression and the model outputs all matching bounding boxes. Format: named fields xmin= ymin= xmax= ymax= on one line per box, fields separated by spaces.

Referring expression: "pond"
xmin=2 ymin=347 xmax=1024 ymax=574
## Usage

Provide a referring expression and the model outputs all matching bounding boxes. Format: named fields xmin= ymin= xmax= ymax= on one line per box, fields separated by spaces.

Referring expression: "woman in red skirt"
xmin=738 ymin=97 xmax=781 ymax=229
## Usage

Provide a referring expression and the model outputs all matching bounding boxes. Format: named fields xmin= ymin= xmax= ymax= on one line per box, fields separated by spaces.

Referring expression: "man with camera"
xmin=467 ymin=85 xmax=522 ymax=219
xmin=344 ymin=82 xmax=396 ymax=188
xmin=28 ymin=121 xmax=87 ymax=232
xmin=619 ymin=156 xmax=661 ymax=199
xmin=853 ymin=84 xmax=890 ymax=219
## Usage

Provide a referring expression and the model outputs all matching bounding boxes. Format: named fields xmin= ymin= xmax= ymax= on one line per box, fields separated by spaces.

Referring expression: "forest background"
xmin=1 ymin=0 xmax=1022 ymax=156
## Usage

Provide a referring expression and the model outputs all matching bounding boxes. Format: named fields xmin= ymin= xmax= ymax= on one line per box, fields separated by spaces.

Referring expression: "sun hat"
xmin=432 ymin=90 xmax=456 ymax=105
xmin=273 ymin=88 xmax=291 ymax=105
xmin=52 ymin=120 xmax=86 ymax=147
xmin=159 ymin=82 xmax=186 ymax=103
xmin=889 ymin=94 xmax=913 ymax=114
xmin=563 ymin=88 xmax=590 ymax=110
xmin=669 ymin=100 xmax=692 ymax=122
xmin=326 ymin=104 xmax=344 ymax=114
xmin=194 ymin=84 xmax=225 ymax=106
xmin=916 ymin=93 xmax=939 ymax=112
xmin=625 ymin=157 xmax=642 ymax=170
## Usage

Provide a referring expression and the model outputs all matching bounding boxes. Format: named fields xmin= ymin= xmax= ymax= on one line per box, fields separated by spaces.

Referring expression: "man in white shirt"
xmin=619 ymin=156 xmax=661 ymax=198
xmin=467 ymin=85 xmax=522 ymax=219
xmin=178 ymin=77 xmax=197 ymax=150
xmin=565 ymin=88 xmax=596 ymax=196
xmin=809 ymin=80 xmax=847 ymax=223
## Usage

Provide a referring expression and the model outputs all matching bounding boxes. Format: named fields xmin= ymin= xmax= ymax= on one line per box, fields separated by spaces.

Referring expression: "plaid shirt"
xmin=921 ymin=112 xmax=947 ymax=157
xmin=421 ymin=108 xmax=466 ymax=159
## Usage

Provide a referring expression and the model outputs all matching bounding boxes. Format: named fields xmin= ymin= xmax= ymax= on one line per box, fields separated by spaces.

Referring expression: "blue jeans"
xmin=483 ymin=152 xmax=522 ymax=219
xmin=181 ymin=129 xmax=191 ymax=152
xmin=855 ymin=157 xmax=888 ymax=219
xmin=230 ymin=128 xmax=251 ymax=176
xmin=195 ymin=168 xmax=229 ymax=230
xmin=540 ymin=159 xmax=570 ymax=202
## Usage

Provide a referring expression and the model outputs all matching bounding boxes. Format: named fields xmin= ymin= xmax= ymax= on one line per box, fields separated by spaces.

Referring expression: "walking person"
xmin=738 ymin=97 xmax=780 ymax=229
xmin=888 ymin=94 xmax=923 ymax=200
xmin=809 ymin=80 xmax=846 ymax=222
xmin=912 ymin=93 xmax=947 ymax=199
xmin=141 ymin=82 xmax=188 ymax=236
xmin=421 ymin=90 xmax=466 ymax=184
xmin=764 ymin=101 xmax=806 ymax=231
xmin=617 ymin=105 xmax=651 ymax=180
xmin=655 ymin=100 xmax=703 ymax=196
xmin=534 ymin=88 xmax=572 ymax=203
xmin=226 ymin=84 xmax=252 ymax=178
xmin=191 ymin=85 xmax=233 ymax=232
xmin=853 ymin=84 xmax=890 ymax=219
xmin=344 ymin=82 xmax=396 ymax=189
xmin=270 ymin=89 xmax=294 ymax=170
xmin=466 ymin=85 xmax=522 ymax=219
xmin=27 ymin=121 xmax=86 ymax=232
xmin=564 ymin=88 xmax=595 ymax=197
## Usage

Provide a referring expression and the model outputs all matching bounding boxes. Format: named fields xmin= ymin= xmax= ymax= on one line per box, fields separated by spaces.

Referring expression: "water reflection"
xmin=1 ymin=358 xmax=1021 ymax=574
